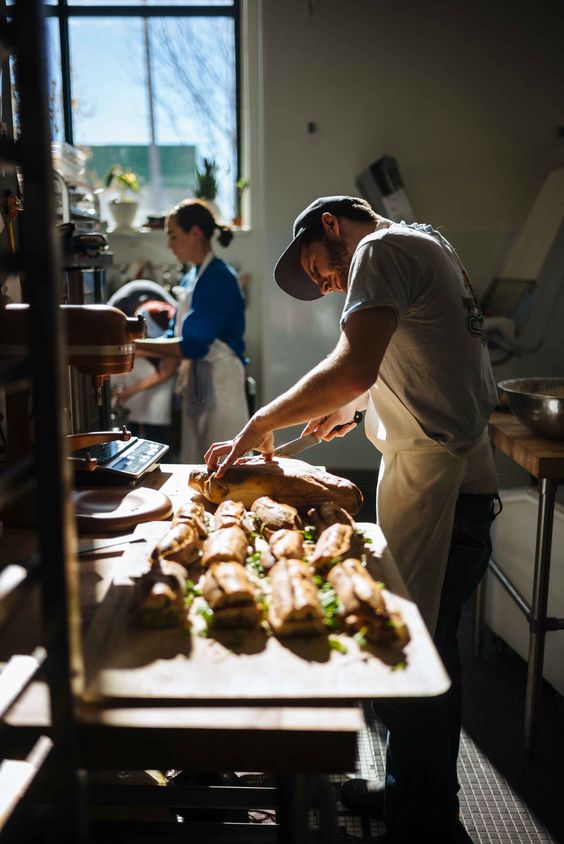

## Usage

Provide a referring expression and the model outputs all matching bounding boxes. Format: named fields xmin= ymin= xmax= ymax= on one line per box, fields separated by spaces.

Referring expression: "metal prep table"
xmin=477 ymin=412 xmax=564 ymax=750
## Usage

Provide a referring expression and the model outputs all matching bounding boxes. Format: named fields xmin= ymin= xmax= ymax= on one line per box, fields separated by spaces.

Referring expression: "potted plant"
xmin=195 ymin=157 xmax=221 ymax=220
xmin=232 ymin=177 xmax=249 ymax=226
xmin=105 ymin=164 xmax=141 ymax=230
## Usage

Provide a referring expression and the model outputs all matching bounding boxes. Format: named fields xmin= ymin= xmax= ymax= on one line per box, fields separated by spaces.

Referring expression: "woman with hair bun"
xmin=135 ymin=199 xmax=248 ymax=463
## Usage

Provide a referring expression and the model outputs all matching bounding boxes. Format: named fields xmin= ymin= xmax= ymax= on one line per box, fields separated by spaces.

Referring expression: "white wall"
xmin=252 ymin=0 xmax=564 ymax=469
xmin=110 ymin=0 xmax=564 ymax=471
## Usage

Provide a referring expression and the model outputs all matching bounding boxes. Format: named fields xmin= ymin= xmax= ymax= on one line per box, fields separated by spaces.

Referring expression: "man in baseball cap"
xmin=206 ymin=194 xmax=498 ymax=844
xmin=273 ymin=195 xmax=378 ymax=300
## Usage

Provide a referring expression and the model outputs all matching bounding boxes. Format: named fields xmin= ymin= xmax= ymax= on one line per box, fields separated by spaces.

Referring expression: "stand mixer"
xmin=0 ymin=303 xmax=153 ymax=473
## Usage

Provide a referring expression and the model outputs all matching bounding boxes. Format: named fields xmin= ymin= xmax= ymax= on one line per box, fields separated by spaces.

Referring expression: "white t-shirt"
xmin=116 ymin=357 xmax=174 ymax=426
xmin=341 ymin=220 xmax=498 ymax=448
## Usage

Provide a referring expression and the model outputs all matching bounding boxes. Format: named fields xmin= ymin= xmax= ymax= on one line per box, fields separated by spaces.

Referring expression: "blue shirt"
xmin=176 ymin=257 xmax=247 ymax=363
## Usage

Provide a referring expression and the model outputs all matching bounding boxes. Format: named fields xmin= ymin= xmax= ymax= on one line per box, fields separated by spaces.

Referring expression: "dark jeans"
xmin=371 ymin=493 xmax=497 ymax=843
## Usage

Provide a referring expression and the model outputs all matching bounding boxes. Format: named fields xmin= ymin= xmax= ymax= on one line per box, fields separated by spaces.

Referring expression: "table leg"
xmin=276 ymin=775 xmax=337 ymax=843
xmin=276 ymin=774 xmax=310 ymax=843
xmin=524 ymin=478 xmax=557 ymax=751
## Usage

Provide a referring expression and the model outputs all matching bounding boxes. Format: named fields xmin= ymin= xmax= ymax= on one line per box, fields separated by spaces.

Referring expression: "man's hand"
xmin=302 ymin=394 xmax=368 ymax=441
xmin=205 ymin=417 xmax=275 ymax=477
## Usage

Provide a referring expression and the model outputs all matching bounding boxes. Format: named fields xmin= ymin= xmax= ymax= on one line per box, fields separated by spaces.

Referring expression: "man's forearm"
xmin=254 ymin=350 xmax=370 ymax=435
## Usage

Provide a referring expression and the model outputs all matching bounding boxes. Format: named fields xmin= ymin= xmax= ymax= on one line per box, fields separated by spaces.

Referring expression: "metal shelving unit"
xmin=0 ymin=1 xmax=87 ymax=840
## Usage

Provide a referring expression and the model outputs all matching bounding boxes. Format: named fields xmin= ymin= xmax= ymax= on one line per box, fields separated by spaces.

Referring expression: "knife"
xmin=76 ymin=533 xmax=146 ymax=556
xmin=274 ymin=411 xmax=364 ymax=458
xmin=273 ymin=431 xmax=321 ymax=458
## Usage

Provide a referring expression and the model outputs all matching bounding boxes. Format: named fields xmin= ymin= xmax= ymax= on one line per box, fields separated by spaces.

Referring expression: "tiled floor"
xmin=332 ymin=605 xmax=564 ymax=843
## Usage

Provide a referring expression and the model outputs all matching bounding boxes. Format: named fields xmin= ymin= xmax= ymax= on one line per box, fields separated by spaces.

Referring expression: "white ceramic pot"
xmin=109 ymin=199 xmax=139 ymax=231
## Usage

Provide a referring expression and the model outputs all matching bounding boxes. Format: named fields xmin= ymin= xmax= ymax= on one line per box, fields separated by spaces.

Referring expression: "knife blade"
xmin=76 ymin=533 xmax=145 ymax=556
xmin=273 ymin=432 xmax=321 ymax=458
xmin=273 ymin=411 xmax=365 ymax=458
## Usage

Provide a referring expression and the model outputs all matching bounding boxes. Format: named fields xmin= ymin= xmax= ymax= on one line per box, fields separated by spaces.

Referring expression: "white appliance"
xmin=356 ymin=155 xmax=416 ymax=223
xmin=483 ymin=166 xmax=564 ymax=365
xmin=485 ymin=487 xmax=564 ymax=696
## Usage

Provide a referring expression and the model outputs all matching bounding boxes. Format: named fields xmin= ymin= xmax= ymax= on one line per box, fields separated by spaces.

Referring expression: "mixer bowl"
xmin=498 ymin=378 xmax=564 ymax=440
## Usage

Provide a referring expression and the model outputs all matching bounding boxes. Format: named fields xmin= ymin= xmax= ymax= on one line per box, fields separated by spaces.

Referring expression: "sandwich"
xmin=172 ymin=499 xmax=209 ymax=538
xmin=328 ymin=558 xmax=409 ymax=645
xmin=309 ymin=523 xmax=362 ymax=571
xmin=201 ymin=525 xmax=249 ymax=568
xmin=268 ymin=558 xmax=325 ymax=637
xmin=262 ymin=528 xmax=305 ymax=570
xmin=306 ymin=501 xmax=355 ymax=535
xmin=152 ymin=521 xmax=201 ymax=568
xmin=202 ymin=561 xmax=262 ymax=628
xmin=251 ymin=496 xmax=301 ymax=539
xmin=133 ymin=560 xmax=187 ymax=628
xmin=213 ymin=499 xmax=254 ymax=537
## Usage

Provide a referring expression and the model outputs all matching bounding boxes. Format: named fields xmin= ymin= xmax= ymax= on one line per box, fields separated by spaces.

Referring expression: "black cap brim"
xmin=273 ymin=231 xmax=322 ymax=301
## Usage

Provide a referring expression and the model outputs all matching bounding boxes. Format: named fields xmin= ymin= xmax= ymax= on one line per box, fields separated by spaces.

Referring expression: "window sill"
xmin=106 ymin=225 xmax=252 ymax=238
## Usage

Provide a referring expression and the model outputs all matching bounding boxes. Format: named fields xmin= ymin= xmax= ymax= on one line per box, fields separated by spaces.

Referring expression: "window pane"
xmin=46 ymin=17 xmax=64 ymax=141
xmin=69 ymin=15 xmax=237 ymax=227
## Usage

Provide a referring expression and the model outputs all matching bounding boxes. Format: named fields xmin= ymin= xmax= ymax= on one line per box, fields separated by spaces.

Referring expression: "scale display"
xmin=71 ymin=436 xmax=169 ymax=481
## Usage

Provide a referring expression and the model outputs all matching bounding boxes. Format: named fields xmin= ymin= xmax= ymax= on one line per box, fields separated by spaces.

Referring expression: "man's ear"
xmin=320 ymin=212 xmax=340 ymax=238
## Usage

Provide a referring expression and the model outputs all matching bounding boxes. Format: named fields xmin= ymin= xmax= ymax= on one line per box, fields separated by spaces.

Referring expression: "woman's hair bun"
xmin=171 ymin=198 xmax=234 ymax=247
xmin=216 ymin=223 xmax=234 ymax=248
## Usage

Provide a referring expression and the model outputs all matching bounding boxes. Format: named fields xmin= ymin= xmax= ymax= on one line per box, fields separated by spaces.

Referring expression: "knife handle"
xmin=334 ymin=410 xmax=364 ymax=431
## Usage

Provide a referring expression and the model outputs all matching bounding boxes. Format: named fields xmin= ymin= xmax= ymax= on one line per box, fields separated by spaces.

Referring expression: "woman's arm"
xmin=135 ymin=337 xmax=183 ymax=359
xmin=114 ymin=357 xmax=180 ymax=402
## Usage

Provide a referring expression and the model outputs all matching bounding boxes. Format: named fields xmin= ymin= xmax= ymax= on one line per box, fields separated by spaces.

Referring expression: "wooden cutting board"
xmin=82 ymin=522 xmax=449 ymax=706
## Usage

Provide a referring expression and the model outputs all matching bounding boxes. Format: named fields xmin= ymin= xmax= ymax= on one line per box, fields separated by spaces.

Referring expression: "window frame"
xmin=44 ymin=1 xmax=241 ymax=185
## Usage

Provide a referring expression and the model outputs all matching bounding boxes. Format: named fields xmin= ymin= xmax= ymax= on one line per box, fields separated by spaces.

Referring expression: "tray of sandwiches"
xmin=82 ymin=459 xmax=449 ymax=705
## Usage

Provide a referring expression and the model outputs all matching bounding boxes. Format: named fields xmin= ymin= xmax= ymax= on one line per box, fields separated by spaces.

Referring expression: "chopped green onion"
xmin=328 ymin=636 xmax=348 ymax=655
xmin=246 ymin=552 xmax=265 ymax=576
xmin=185 ymin=579 xmax=203 ymax=606
xmin=353 ymin=626 xmax=368 ymax=647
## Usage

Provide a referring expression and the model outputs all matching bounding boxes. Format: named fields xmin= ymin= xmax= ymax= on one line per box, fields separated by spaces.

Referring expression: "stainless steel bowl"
xmin=498 ymin=377 xmax=564 ymax=440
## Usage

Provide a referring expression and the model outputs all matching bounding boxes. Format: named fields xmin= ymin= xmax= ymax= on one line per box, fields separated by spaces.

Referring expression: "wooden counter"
xmin=2 ymin=463 xmax=449 ymax=772
xmin=488 ymin=411 xmax=564 ymax=480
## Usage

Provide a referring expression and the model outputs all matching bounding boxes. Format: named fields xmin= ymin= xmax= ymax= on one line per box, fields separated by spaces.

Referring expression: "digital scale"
xmin=71 ymin=436 xmax=169 ymax=485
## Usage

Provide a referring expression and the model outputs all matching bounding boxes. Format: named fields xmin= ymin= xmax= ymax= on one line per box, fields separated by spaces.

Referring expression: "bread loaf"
xmin=189 ymin=457 xmax=363 ymax=513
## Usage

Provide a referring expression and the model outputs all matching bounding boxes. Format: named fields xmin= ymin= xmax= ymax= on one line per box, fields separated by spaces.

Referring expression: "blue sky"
xmin=46 ymin=10 xmax=237 ymax=215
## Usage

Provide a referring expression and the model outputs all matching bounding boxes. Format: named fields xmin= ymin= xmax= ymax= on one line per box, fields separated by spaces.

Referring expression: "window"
xmin=45 ymin=1 xmax=240 ymax=225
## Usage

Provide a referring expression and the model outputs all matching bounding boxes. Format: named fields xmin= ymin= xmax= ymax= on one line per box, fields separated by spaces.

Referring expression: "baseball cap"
xmin=273 ymin=195 xmax=372 ymax=301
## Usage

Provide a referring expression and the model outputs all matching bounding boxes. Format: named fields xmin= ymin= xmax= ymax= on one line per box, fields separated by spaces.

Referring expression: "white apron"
xmin=366 ymin=376 xmax=491 ymax=633
xmin=173 ymin=254 xmax=248 ymax=464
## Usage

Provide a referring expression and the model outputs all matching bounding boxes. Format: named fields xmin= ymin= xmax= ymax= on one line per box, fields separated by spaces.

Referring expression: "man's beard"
xmin=322 ymin=233 xmax=352 ymax=290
